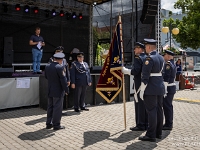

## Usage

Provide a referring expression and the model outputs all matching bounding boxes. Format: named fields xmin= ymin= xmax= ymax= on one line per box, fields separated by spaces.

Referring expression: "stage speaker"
xmin=0 ymin=68 xmax=13 ymax=78
xmin=140 ymin=0 xmax=158 ymax=24
xmin=3 ymin=37 xmax=13 ymax=65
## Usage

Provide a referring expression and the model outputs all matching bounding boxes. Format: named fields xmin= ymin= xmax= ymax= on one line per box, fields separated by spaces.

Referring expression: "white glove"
xmin=122 ymin=67 xmax=131 ymax=75
xmin=164 ymin=82 xmax=168 ymax=98
xmin=139 ymin=82 xmax=147 ymax=100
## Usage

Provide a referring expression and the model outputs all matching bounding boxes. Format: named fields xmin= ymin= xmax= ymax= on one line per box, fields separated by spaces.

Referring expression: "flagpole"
xmin=119 ymin=15 xmax=126 ymax=129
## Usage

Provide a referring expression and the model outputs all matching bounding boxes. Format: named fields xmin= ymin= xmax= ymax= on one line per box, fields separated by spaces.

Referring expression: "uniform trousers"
xmin=144 ymin=95 xmax=163 ymax=138
xmin=134 ymin=93 xmax=148 ymax=129
xmin=74 ymin=85 xmax=87 ymax=109
xmin=46 ymin=97 xmax=63 ymax=128
xmin=163 ymin=93 xmax=174 ymax=127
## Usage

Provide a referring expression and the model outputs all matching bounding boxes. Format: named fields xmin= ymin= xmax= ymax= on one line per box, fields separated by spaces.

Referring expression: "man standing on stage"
xmin=162 ymin=50 xmax=176 ymax=130
xmin=29 ymin=27 xmax=45 ymax=74
xmin=45 ymin=52 xmax=69 ymax=130
xmin=122 ymin=42 xmax=148 ymax=131
xmin=138 ymin=39 xmax=165 ymax=142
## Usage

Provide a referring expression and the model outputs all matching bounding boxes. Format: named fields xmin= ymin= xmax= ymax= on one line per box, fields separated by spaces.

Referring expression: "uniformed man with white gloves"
xmin=122 ymin=42 xmax=148 ymax=131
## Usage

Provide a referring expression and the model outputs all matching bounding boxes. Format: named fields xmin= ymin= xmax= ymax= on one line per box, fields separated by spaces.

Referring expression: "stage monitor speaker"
xmin=0 ymin=68 xmax=13 ymax=78
xmin=3 ymin=37 xmax=13 ymax=65
xmin=140 ymin=0 xmax=158 ymax=24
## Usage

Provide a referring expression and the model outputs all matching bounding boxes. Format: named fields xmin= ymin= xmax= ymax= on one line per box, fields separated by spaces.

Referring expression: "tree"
xmin=165 ymin=0 xmax=200 ymax=49
xmin=93 ymin=28 xmax=111 ymax=66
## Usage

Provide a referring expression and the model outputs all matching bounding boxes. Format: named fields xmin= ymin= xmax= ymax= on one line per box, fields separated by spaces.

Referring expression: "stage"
xmin=0 ymin=75 xmax=39 ymax=110
xmin=0 ymin=71 xmax=130 ymax=110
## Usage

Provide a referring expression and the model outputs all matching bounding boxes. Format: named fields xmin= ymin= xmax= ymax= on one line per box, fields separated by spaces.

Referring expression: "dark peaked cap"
xmin=135 ymin=42 xmax=145 ymax=49
xmin=143 ymin=38 xmax=157 ymax=45
xmin=164 ymin=50 xmax=174 ymax=56
xmin=55 ymin=46 xmax=64 ymax=51
xmin=77 ymin=52 xmax=84 ymax=57
xmin=53 ymin=52 xmax=65 ymax=59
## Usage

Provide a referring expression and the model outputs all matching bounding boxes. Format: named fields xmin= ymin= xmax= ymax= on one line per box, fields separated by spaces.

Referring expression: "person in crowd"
xmin=162 ymin=50 xmax=176 ymax=130
xmin=176 ymin=59 xmax=182 ymax=75
xmin=70 ymin=52 xmax=92 ymax=112
xmin=45 ymin=52 xmax=69 ymax=130
xmin=68 ymin=48 xmax=80 ymax=67
xmin=122 ymin=42 xmax=148 ymax=131
xmin=138 ymin=39 xmax=165 ymax=142
xmin=29 ymin=27 xmax=45 ymax=74
xmin=48 ymin=46 xmax=70 ymax=86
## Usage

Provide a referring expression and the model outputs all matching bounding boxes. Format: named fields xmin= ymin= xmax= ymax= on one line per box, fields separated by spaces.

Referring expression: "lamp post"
xmin=162 ymin=19 xmax=179 ymax=52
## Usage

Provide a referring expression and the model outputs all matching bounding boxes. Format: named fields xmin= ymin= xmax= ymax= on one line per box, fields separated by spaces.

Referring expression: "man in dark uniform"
xmin=68 ymin=48 xmax=80 ymax=68
xmin=45 ymin=52 xmax=69 ymax=130
xmin=70 ymin=52 xmax=92 ymax=112
xmin=48 ymin=46 xmax=70 ymax=86
xmin=162 ymin=50 xmax=176 ymax=130
xmin=122 ymin=42 xmax=148 ymax=131
xmin=138 ymin=39 xmax=165 ymax=142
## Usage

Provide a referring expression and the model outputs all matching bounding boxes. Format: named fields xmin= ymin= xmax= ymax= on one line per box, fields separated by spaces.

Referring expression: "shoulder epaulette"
xmin=135 ymin=56 xmax=140 ymax=59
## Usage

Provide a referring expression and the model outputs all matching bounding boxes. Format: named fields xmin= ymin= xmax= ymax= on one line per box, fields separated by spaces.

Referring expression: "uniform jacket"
xmin=48 ymin=58 xmax=70 ymax=82
xmin=142 ymin=50 xmax=165 ymax=95
xmin=45 ymin=62 xmax=69 ymax=97
xmin=131 ymin=52 xmax=146 ymax=91
xmin=163 ymin=59 xmax=176 ymax=94
xmin=70 ymin=61 xmax=92 ymax=86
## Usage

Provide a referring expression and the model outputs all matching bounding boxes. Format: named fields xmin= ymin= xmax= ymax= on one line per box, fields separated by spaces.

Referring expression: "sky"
xmin=93 ymin=0 xmax=181 ymax=17
xmin=162 ymin=0 xmax=181 ymax=13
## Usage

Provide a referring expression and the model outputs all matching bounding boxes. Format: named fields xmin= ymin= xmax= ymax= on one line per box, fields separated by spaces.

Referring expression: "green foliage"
xmin=166 ymin=46 xmax=181 ymax=55
xmin=93 ymin=29 xmax=111 ymax=66
xmin=169 ymin=0 xmax=200 ymax=49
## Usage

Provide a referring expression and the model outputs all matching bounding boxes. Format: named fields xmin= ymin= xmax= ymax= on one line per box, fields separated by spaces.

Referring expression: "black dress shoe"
xmin=138 ymin=136 xmax=156 ymax=142
xmin=53 ymin=126 xmax=65 ymax=130
xmin=46 ymin=124 xmax=53 ymax=129
xmin=162 ymin=126 xmax=172 ymax=130
xmin=130 ymin=126 xmax=145 ymax=131
xmin=81 ymin=108 xmax=89 ymax=111
xmin=74 ymin=109 xmax=80 ymax=112
xmin=156 ymin=135 xmax=162 ymax=139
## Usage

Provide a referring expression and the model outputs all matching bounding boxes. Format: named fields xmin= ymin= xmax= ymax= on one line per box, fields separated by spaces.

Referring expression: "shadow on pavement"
xmin=126 ymin=140 xmax=157 ymax=150
xmin=25 ymin=117 xmax=46 ymax=125
xmin=125 ymin=130 xmax=171 ymax=149
xmin=18 ymin=128 xmax=55 ymax=141
xmin=0 ymin=106 xmax=46 ymax=120
xmin=108 ymin=131 xmax=144 ymax=143
xmin=61 ymin=111 xmax=81 ymax=116
xmin=81 ymin=131 xmax=110 ymax=149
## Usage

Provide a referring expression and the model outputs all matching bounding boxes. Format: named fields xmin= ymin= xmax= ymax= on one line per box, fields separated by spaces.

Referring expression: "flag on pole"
xmin=96 ymin=19 xmax=123 ymax=103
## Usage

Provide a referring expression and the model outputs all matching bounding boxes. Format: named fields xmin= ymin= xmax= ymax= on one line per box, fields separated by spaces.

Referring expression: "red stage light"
xmin=34 ymin=7 xmax=39 ymax=14
xmin=60 ymin=10 xmax=64 ymax=17
xmin=79 ymin=13 xmax=83 ymax=19
xmin=15 ymin=4 xmax=20 ymax=11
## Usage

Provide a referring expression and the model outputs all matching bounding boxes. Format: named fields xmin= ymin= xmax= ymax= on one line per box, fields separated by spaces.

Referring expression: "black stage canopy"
xmin=75 ymin=0 xmax=111 ymax=5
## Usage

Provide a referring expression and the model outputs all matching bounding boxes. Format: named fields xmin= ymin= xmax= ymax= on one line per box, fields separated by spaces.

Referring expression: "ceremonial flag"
xmin=96 ymin=18 xmax=123 ymax=103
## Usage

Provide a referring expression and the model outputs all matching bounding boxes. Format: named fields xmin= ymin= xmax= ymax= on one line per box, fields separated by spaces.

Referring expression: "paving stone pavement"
xmin=0 ymin=97 xmax=200 ymax=150
xmin=174 ymin=88 xmax=200 ymax=103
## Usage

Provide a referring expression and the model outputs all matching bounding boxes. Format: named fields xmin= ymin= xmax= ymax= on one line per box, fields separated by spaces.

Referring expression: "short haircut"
xmin=35 ymin=27 xmax=40 ymax=30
